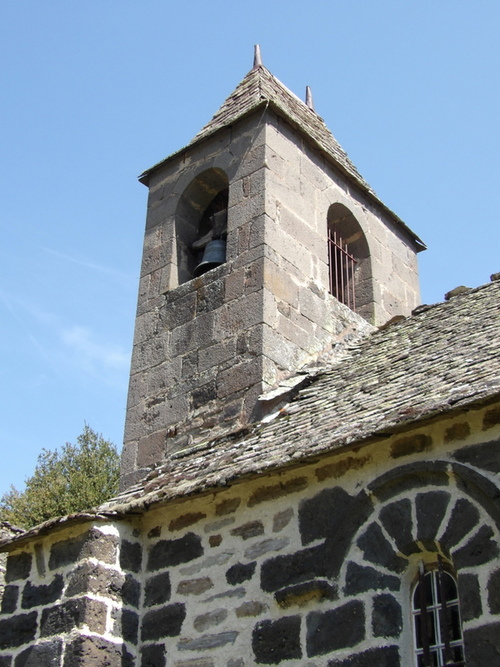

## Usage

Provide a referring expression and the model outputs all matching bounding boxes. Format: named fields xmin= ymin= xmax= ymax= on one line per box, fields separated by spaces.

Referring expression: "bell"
xmin=193 ymin=239 xmax=226 ymax=278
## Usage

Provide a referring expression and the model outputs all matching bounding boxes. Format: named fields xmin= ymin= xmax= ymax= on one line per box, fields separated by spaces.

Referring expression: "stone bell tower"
xmin=120 ymin=47 xmax=424 ymax=489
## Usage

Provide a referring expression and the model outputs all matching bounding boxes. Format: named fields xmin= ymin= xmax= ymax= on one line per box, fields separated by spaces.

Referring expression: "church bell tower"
xmin=121 ymin=47 xmax=424 ymax=489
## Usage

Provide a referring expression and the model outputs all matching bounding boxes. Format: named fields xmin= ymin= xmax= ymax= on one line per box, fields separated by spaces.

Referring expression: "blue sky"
xmin=1 ymin=1 xmax=499 ymax=497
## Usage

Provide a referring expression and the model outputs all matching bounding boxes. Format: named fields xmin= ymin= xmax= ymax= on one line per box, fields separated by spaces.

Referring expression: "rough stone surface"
xmin=372 ymin=594 xmax=402 ymax=638
xmin=344 ymin=562 xmax=400 ymax=595
xmin=177 ymin=577 xmax=213 ymax=595
xmin=357 ymin=523 xmax=406 ymax=573
xmin=147 ymin=533 xmax=203 ymax=570
xmin=141 ymin=644 xmax=166 ymax=667
xmin=122 ymin=574 xmax=141 ymax=608
xmin=1 ymin=585 xmax=19 ymax=614
xmin=230 ymin=521 xmax=264 ymax=540
xmin=453 ymin=525 xmax=499 ymax=568
xmin=327 ymin=646 xmax=400 ymax=666
xmin=252 ymin=616 xmax=302 ymax=664
xmin=464 ymin=623 xmax=500 ymax=664
xmin=487 ymin=568 xmax=500 ymax=614
xmin=459 ymin=573 xmax=482 ymax=621
xmin=261 ymin=544 xmax=333 ymax=592
xmin=275 ymin=580 xmax=337 ymax=609
xmin=14 ymin=639 xmax=63 ymax=667
xmin=65 ymin=562 xmax=123 ymax=600
xmin=144 ymin=570 xmax=171 ymax=607
xmin=440 ymin=498 xmax=480 ymax=548
xmin=120 ymin=539 xmax=143 ymax=573
xmin=121 ymin=608 xmax=139 ymax=645
xmin=226 ymin=561 xmax=256 ymax=585
xmin=247 ymin=477 xmax=308 ymax=507
xmin=21 ymin=575 xmax=63 ymax=609
xmin=235 ymin=601 xmax=268 ymax=617
xmin=63 ymin=635 xmax=133 ymax=667
xmin=5 ymin=553 xmax=31 ymax=583
xmin=40 ymin=598 xmax=106 ymax=636
xmin=49 ymin=529 xmax=117 ymax=570
xmin=415 ymin=490 xmax=450 ymax=543
xmin=178 ymin=631 xmax=238 ymax=651
xmin=306 ymin=600 xmax=365 ymax=656
xmin=169 ymin=512 xmax=207 ymax=532
xmin=272 ymin=508 xmax=293 ymax=532
xmin=0 ymin=612 xmax=37 ymax=649
xmin=141 ymin=603 xmax=186 ymax=641
xmin=379 ymin=499 xmax=413 ymax=554
xmin=193 ymin=608 xmax=227 ymax=632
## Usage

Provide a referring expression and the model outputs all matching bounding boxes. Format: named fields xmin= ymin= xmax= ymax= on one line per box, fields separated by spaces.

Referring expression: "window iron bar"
xmin=437 ymin=556 xmax=453 ymax=664
xmin=328 ymin=228 xmax=356 ymax=311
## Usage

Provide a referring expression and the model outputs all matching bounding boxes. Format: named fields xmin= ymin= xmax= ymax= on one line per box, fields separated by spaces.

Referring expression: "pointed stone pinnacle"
xmin=305 ymin=86 xmax=314 ymax=111
xmin=253 ymin=44 xmax=263 ymax=69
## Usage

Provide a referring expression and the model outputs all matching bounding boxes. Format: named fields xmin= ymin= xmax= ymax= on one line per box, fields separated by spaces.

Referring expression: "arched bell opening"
xmin=327 ymin=203 xmax=373 ymax=321
xmin=175 ymin=169 xmax=229 ymax=284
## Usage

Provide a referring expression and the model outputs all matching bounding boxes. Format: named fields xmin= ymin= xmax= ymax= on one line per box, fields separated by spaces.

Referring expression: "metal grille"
xmin=413 ymin=560 xmax=466 ymax=667
xmin=328 ymin=228 xmax=356 ymax=310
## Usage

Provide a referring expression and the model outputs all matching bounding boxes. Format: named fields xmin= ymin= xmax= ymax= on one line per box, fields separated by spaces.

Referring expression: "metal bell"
xmin=193 ymin=239 xmax=226 ymax=278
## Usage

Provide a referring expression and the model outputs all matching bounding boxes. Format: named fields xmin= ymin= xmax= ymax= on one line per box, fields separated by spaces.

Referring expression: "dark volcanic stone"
xmin=299 ymin=487 xmax=371 ymax=546
xmin=21 ymin=575 xmax=63 ymax=609
xmin=327 ymin=646 xmax=400 ymax=666
xmin=261 ymin=544 xmax=333 ymax=592
xmin=63 ymin=635 xmax=133 ymax=667
xmin=226 ymin=561 xmax=256 ymax=585
xmin=372 ymin=594 xmax=402 ymax=637
xmin=440 ymin=498 xmax=480 ymax=549
xmin=452 ymin=440 xmax=500 ymax=473
xmin=344 ymin=562 xmax=400 ymax=595
xmin=464 ymin=623 xmax=500 ymax=665
xmin=459 ymin=573 xmax=482 ymax=621
xmin=144 ymin=571 xmax=171 ymax=607
xmin=14 ymin=639 xmax=63 ymax=666
xmin=1 ymin=585 xmax=19 ymax=614
xmin=368 ymin=462 xmax=448 ymax=502
xmin=141 ymin=644 xmax=166 ymax=667
xmin=0 ymin=656 xmax=11 ymax=667
xmin=141 ymin=603 xmax=186 ymax=641
xmin=453 ymin=525 xmax=499 ymax=569
xmin=40 ymin=598 xmax=106 ymax=636
xmin=357 ymin=523 xmax=407 ymax=573
xmin=147 ymin=533 xmax=203 ymax=571
xmin=307 ymin=600 xmax=365 ymax=656
xmin=120 ymin=539 xmax=142 ymax=573
xmin=252 ymin=616 xmax=302 ymax=664
xmin=121 ymin=609 xmax=139 ymax=645
xmin=0 ymin=612 xmax=37 ymax=649
xmin=379 ymin=499 xmax=413 ymax=555
xmin=415 ymin=491 xmax=451 ymax=543
xmin=49 ymin=529 xmax=117 ymax=570
xmin=5 ymin=553 xmax=32 ymax=582
xmin=122 ymin=574 xmax=141 ymax=608
xmin=275 ymin=580 xmax=337 ymax=608
xmin=487 ymin=569 xmax=500 ymax=614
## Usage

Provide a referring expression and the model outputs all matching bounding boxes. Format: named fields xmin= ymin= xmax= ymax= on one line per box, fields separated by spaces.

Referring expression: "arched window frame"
xmin=412 ymin=558 xmax=466 ymax=667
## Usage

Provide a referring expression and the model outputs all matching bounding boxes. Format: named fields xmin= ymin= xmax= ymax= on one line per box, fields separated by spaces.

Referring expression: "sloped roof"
xmin=108 ymin=277 xmax=500 ymax=512
xmin=2 ymin=277 xmax=499 ymax=549
xmin=139 ymin=64 xmax=424 ymax=250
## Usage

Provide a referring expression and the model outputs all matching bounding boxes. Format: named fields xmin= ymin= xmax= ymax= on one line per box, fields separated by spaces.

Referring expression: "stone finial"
xmin=253 ymin=44 xmax=263 ymax=69
xmin=305 ymin=86 xmax=314 ymax=110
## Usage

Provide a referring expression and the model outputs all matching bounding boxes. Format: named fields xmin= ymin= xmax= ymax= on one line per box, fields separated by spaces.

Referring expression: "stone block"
xmin=1 ymin=585 xmax=19 ymax=614
xmin=260 ymin=544 xmax=333 ymax=593
xmin=464 ymin=623 xmax=500 ymax=665
xmin=248 ymin=477 xmax=308 ymax=507
xmin=66 ymin=562 xmax=124 ymax=602
xmin=226 ymin=562 xmax=256 ymax=586
xmin=372 ymin=594 xmax=402 ymax=638
xmin=230 ymin=521 xmax=264 ymax=540
xmin=244 ymin=538 xmax=289 ymax=560
xmin=344 ymin=562 xmax=400 ymax=595
xmin=415 ymin=491 xmax=450 ymax=543
xmin=193 ymin=608 xmax=227 ymax=633
xmin=49 ymin=529 xmax=118 ymax=570
xmin=327 ymin=646 xmax=400 ymax=666
xmin=5 ymin=553 xmax=31 ymax=583
xmin=215 ymin=498 xmax=241 ymax=516
xmin=459 ymin=573 xmax=482 ymax=621
xmin=122 ymin=575 xmax=141 ymax=609
xmin=235 ymin=601 xmax=268 ymax=618
xmin=0 ymin=612 xmax=37 ymax=649
xmin=121 ymin=608 xmax=139 ymax=645
xmin=21 ymin=575 xmax=63 ymax=609
xmin=177 ymin=577 xmax=213 ymax=596
xmin=452 ymin=439 xmax=500 ymax=473
xmin=14 ymin=639 xmax=63 ymax=667
xmin=306 ymin=600 xmax=365 ymax=656
xmin=141 ymin=603 xmax=186 ymax=641
xmin=178 ymin=632 xmax=238 ymax=651
xmin=453 ymin=525 xmax=499 ymax=569
xmin=390 ymin=433 xmax=432 ymax=458
xmin=120 ymin=539 xmax=143 ymax=573
xmin=275 ymin=580 xmax=337 ymax=609
xmin=63 ymin=636 xmax=132 ymax=667
xmin=144 ymin=571 xmax=171 ymax=608
xmin=357 ymin=523 xmax=407 ymax=574
xmin=141 ymin=644 xmax=166 ymax=667
xmin=252 ymin=616 xmax=302 ymax=663
xmin=40 ymin=598 xmax=107 ymax=637
xmin=147 ymin=533 xmax=203 ymax=571
xmin=379 ymin=499 xmax=414 ymax=556
xmin=217 ymin=358 xmax=262 ymax=399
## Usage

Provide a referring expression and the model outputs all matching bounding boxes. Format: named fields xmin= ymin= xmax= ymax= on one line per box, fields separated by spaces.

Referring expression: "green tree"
xmin=0 ymin=425 xmax=120 ymax=529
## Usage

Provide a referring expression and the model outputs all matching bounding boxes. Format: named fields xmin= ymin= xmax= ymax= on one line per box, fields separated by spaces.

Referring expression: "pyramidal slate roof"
xmin=107 ymin=276 xmax=500 ymax=513
xmin=139 ymin=60 xmax=424 ymax=249
xmin=3 ymin=277 xmax=499 ymax=548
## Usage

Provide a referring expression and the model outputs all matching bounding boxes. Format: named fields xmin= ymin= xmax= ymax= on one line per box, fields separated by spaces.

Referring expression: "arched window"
xmin=175 ymin=169 xmax=229 ymax=284
xmin=327 ymin=204 xmax=373 ymax=321
xmin=412 ymin=559 xmax=465 ymax=666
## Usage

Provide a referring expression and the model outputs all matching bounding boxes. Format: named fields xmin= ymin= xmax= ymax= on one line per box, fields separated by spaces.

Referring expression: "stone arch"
xmin=175 ymin=168 xmax=229 ymax=284
xmin=327 ymin=203 xmax=373 ymax=321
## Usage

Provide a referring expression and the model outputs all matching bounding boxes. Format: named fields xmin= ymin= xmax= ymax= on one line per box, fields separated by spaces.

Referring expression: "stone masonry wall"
xmin=2 ymin=403 xmax=499 ymax=665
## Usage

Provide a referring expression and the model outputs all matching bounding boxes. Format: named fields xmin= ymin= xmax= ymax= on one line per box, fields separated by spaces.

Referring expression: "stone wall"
xmin=3 ymin=403 xmax=499 ymax=665
xmin=123 ymin=106 xmax=420 ymax=485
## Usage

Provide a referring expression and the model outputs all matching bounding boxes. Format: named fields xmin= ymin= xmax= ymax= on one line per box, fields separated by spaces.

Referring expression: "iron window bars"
xmin=328 ymin=228 xmax=356 ymax=311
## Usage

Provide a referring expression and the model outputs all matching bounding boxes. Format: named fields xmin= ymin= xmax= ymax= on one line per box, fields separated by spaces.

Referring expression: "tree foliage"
xmin=0 ymin=425 xmax=120 ymax=529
